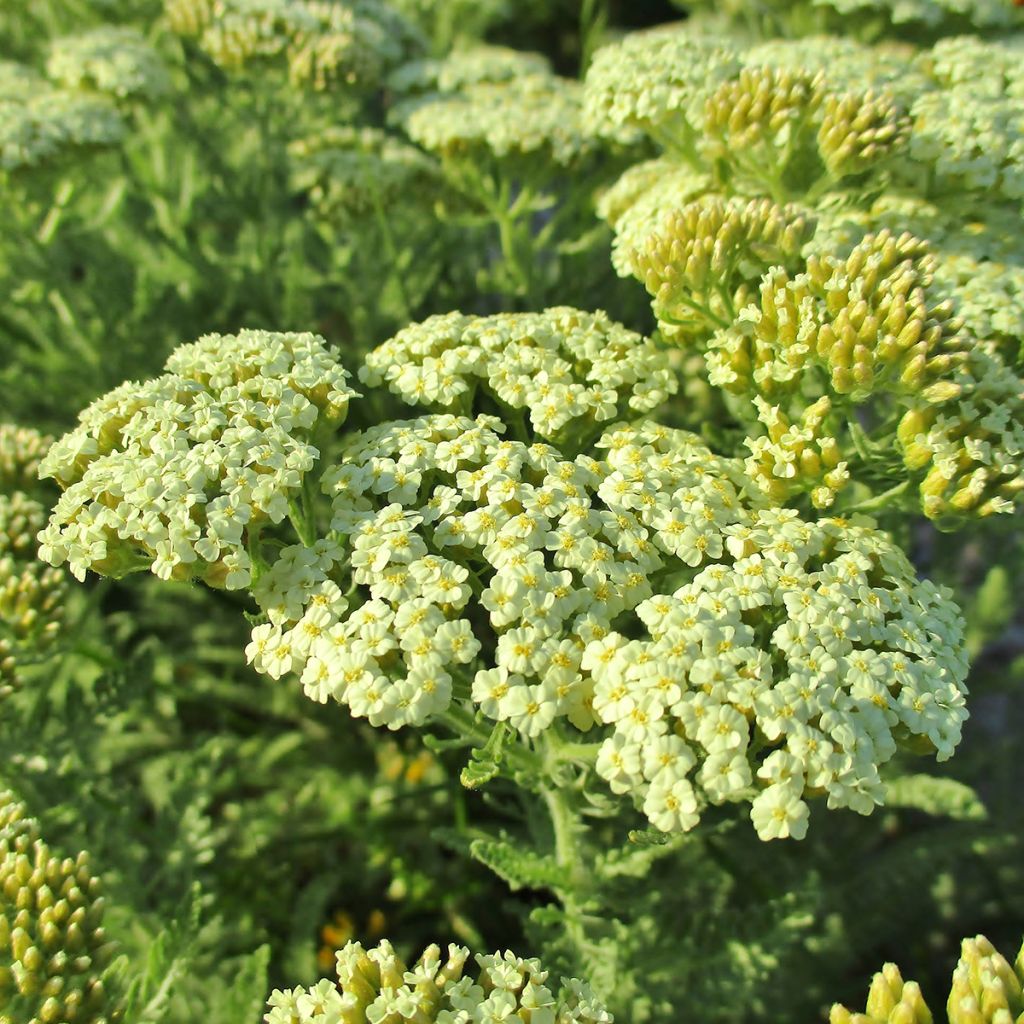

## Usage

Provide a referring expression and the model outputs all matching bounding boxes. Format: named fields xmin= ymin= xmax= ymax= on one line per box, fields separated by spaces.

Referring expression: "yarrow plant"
xmin=6 ymin=3 xmax=1024 ymax=1023
xmin=39 ymin=322 xmax=971 ymax=846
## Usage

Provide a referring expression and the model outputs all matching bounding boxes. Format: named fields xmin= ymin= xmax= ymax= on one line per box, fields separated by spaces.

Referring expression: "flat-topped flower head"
xmin=585 ymin=424 xmax=968 ymax=841
xmin=165 ymin=0 xmax=422 ymax=92
xmin=0 ymin=67 xmax=124 ymax=174
xmin=582 ymin=26 xmax=740 ymax=147
xmin=388 ymin=43 xmax=550 ymax=97
xmin=0 ymin=493 xmax=68 ymax=700
xmin=38 ymin=329 xmax=357 ymax=589
xmin=264 ymin=938 xmax=613 ymax=1024
xmin=399 ymin=72 xmax=592 ymax=167
xmin=678 ymin=0 xmax=1024 ymax=41
xmin=0 ymin=795 xmax=114 ymax=1024
xmin=361 ymin=308 xmax=677 ymax=443
xmin=743 ymin=36 xmax=923 ymax=104
xmin=46 ymin=27 xmax=169 ymax=102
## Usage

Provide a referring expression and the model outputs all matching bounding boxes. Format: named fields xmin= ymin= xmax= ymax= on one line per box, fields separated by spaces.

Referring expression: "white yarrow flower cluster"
xmin=587 ymin=423 xmax=968 ymax=840
xmin=361 ymin=308 xmax=678 ymax=440
xmin=265 ymin=939 xmax=613 ymax=1024
xmin=38 ymin=330 xmax=356 ymax=589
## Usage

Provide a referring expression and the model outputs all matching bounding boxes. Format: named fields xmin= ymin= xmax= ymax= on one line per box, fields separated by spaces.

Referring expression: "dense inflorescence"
xmin=0 ymin=61 xmax=124 ymax=174
xmin=399 ymin=72 xmax=592 ymax=168
xmin=831 ymin=934 xmax=1024 ymax=1023
xmin=361 ymin=308 xmax=678 ymax=440
xmin=264 ymin=939 xmax=613 ymax=1024
xmin=0 ymin=793 xmax=114 ymax=1024
xmin=45 ymin=28 xmax=169 ymax=102
xmin=705 ymin=229 xmax=1024 ymax=518
xmin=0 ymin=425 xmax=53 ymax=498
xmin=164 ymin=0 xmax=422 ymax=92
xmin=37 ymin=329 xmax=357 ymax=589
xmin=0 ymin=493 xmax=67 ymax=701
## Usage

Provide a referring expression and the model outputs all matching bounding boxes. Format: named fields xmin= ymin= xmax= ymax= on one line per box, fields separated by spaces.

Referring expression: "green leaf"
xmin=469 ymin=837 xmax=567 ymax=892
xmin=884 ymin=775 xmax=987 ymax=821
xmin=460 ymin=721 xmax=511 ymax=790
xmin=217 ymin=944 xmax=271 ymax=1023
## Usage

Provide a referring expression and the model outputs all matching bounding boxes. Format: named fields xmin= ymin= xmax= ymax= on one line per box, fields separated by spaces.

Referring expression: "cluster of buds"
xmin=0 ymin=425 xmax=53 ymax=498
xmin=744 ymin=396 xmax=850 ymax=509
xmin=0 ymin=793 xmax=115 ymax=1024
xmin=45 ymin=28 xmax=168 ymax=103
xmin=707 ymin=229 xmax=1024 ymax=519
xmin=584 ymin=28 xmax=909 ymax=201
xmin=164 ymin=0 xmax=421 ymax=93
xmin=0 ymin=493 xmax=67 ymax=701
xmin=595 ymin=158 xmax=712 ymax=278
xmin=38 ymin=329 xmax=357 ymax=589
xmin=831 ymin=934 xmax=1024 ymax=1023
xmin=702 ymin=65 xmax=910 ymax=199
xmin=361 ymin=308 xmax=677 ymax=441
xmin=631 ymin=195 xmax=815 ymax=338
xmin=707 ymin=231 xmax=964 ymax=400
xmin=265 ymin=939 xmax=612 ymax=1023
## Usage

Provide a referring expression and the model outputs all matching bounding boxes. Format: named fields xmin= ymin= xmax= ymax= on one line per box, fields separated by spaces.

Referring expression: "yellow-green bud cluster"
xmin=288 ymin=125 xmax=442 ymax=225
xmin=709 ymin=231 xmax=963 ymax=400
xmin=0 ymin=425 xmax=53 ymax=498
xmin=702 ymin=65 xmax=909 ymax=197
xmin=399 ymin=73 xmax=592 ymax=167
xmin=361 ymin=308 xmax=677 ymax=439
xmin=745 ymin=396 xmax=850 ymax=509
xmin=0 ymin=794 xmax=114 ymax=1024
xmin=0 ymin=494 xmax=67 ymax=700
xmin=897 ymin=349 xmax=1024 ymax=519
xmin=829 ymin=962 xmax=933 ymax=1023
xmin=632 ymin=195 xmax=815 ymax=336
xmin=812 ymin=195 xmax=1024 ymax=367
xmin=45 ymin=28 xmax=168 ymax=102
xmin=265 ymin=939 xmax=613 ymax=1023
xmin=0 ymin=63 xmax=124 ymax=174
xmin=595 ymin=159 xmax=712 ymax=278
xmin=38 ymin=330 xmax=357 ymax=589
xmin=584 ymin=31 xmax=908 ymax=200
xmin=164 ymin=0 xmax=420 ymax=92
xmin=831 ymin=934 xmax=1024 ymax=1024
xmin=708 ymin=229 xmax=1024 ymax=518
